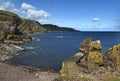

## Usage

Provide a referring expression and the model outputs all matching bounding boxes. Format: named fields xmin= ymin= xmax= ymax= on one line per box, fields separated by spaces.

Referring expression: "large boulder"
xmin=79 ymin=38 xmax=103 ymax=71
xmin=87 ymin=51 xmax=103 ymax=70
xmin=61 ymin=38 xmax=120 ymax=81
xmin=106 ymin=44 xmax=120 ymax=72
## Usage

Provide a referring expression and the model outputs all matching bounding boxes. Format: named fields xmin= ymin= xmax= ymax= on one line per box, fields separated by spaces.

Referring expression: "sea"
xmin=10 ymin=32 xmax=120 ymax=71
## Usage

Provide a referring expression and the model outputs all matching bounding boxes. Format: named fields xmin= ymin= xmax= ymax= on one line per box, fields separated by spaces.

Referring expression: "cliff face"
xmin=0 ymin=10 xmax=22 ymax=34
xmin=0 ymin=10 xmax=78 ymax=37
xmin=0 ymin=10 xmax=47 ymax=40
xmin=0 ymin=10 xmax=22 ymax=40
xmin=18 ymin=19 xmax=46 ymax=34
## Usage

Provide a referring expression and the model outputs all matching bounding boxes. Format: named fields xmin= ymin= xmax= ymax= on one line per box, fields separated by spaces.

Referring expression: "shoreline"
xmin=0 ymin=41 xmax=61 ymax=81
xmin=7 ymin=61 xmax=60 ymax=73
xmin=0 ymin=62 xmax=60 ymax=81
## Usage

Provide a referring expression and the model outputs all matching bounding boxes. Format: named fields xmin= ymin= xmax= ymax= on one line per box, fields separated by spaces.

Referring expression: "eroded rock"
xmin=61 ymin=38 xmax=120 ymax=81
xmin=106 ymin=44 xmax=120 ymax=72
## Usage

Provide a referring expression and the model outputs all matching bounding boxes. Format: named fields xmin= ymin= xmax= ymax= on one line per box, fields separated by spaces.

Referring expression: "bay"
xmin=10 ymin=32 xmax=120 ymax=71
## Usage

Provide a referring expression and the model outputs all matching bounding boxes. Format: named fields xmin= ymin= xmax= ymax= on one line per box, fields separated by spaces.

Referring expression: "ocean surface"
xmin=10 ymin=32 xmax=120 ymax=71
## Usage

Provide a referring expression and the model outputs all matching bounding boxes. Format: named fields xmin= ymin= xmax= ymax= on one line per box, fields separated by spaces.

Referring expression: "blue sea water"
xmin=10 ymin=32 xmax=120 ymax=71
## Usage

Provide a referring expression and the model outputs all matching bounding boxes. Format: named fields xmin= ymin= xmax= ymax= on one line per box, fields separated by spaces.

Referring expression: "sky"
xmin=0 ymin=0 xmax=120 ymax=31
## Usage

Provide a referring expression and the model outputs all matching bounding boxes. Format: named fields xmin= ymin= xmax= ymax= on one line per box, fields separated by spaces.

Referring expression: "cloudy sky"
xmin=0 ymin=0 xmax=120 ymax=31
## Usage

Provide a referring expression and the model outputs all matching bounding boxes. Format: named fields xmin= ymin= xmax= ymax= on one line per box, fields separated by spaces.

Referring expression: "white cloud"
xmin=21 ymin=2 xmax=50 ymax=20
xmin=39 ymin=19 xmax=49 ymax=23
xmin=0 ymin=1 xmax=51 ymax=23
xmin=0 ymin=1 xmax=18 ymax=13
xmin=92 ymin=18 xmax=100 ymax=22
xmin=21 ymin=3 xmax=36 ymax=10
xmin=27 ymin=9 xmax=50 ymax=19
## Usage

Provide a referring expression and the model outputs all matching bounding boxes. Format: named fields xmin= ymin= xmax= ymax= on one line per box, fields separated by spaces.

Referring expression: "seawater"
xmin=10 ymin=32 xmax=120 ymax=71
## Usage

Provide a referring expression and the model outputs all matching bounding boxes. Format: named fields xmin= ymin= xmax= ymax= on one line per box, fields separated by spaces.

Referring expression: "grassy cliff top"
xmin=0 ymin=10 xmax=20 ymax=21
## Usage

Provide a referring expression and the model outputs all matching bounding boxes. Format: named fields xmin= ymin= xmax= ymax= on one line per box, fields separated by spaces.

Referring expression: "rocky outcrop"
xmin=0 ymin=10 xmax=47 ymax=43
xmin=79 ymin=38 xmax=103 ymax=72
xmin=0 ymin=43 xmax=25 ymax=61
xmin=61 ymin=38 xmax=120 ymax=81
xmin=0 ymin=10 xmax=22 ymax=41
xmin=0 ymin=10 xmax=47 ymax=35
xmin=106 ymin=44 xmax=120 ymax=72
xmin=18 ymin=19 xmax=47 ymax=34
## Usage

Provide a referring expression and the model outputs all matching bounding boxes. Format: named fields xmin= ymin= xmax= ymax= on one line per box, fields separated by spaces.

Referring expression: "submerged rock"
xmin=0 ymin=43 xmax=25 ymax=61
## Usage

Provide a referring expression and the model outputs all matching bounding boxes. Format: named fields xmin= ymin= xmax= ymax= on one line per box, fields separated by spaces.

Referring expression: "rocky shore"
xmin=61 ymin=38 xmax=120 ymax=81
xmin=1 ymin=38 xmax=120 ymax=81
xmin=0 ymin=62 xmax=60 ymax=81
xmin=0 ymin=38 xmax=61 ymax=81
xmin=0 ymin=35 xmax=32 ymax=61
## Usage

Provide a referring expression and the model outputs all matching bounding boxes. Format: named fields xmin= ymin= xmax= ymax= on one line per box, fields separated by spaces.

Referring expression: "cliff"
xmin=0 ymin=10 xmax=78 ymax=36
xmin=42 ymin=24 xmax=78 ymax=32
xmin=18 ymin=19 xmax=46 ymax=34
xmin=0 ymin=10 xmax=47 ymax=35
xmin=0 ymin=10 xmax=22 ymax=35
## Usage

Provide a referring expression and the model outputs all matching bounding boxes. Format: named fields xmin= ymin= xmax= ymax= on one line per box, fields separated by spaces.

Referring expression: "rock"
xmin=1 ymin=55 xmax=12 ymax=61
xmin=89 ymin=40 xmax=102 ymax=52
xmin=80 ymin=38 xmax=93 ymax=52
xmin=25 ymin=46 xmax=34 ymax=50
xmin=87 ymin=51 xmax=103 ymax=70
xmin=61 ymin=52 xmax=84 ymax=78
xmin=61 ymin=38 xmax=120 ymax=81
xmin=11 ymin=45 xmax=25 ymax=51
xmin=37 ymin=38 xmax=40 ymax=42
xmin=61 ymin=38 xmax=104 ymax=80
xmin=87 ymin=40 xmax=103 ymax=71
xmin=79 ymin=38 xmax=103 ymax=71
xmin=106 ymin=44 xmax=120 ymax=72
xmin=0 ymin=43 xmax=25 ymax=61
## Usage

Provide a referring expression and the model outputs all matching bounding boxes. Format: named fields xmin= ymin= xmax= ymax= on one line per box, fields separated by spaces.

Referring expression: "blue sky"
xmin=0 ymin=0 xmax=120 ymax=31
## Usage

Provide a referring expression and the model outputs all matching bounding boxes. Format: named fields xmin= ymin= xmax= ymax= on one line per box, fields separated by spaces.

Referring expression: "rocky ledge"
xmin=61 ymin=38 xmax=120 ymax=81
xmin=0 ymin=35 xmax=32 ymax=62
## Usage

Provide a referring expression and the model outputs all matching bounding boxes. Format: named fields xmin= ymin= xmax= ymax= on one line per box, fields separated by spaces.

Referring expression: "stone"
xmin=87 ymin=51 xmax=103 ymax=70
xmin=61 ymin=38 xmax=120 ymax=81
xmin=106 ymin=44 xmax=120 ymax=72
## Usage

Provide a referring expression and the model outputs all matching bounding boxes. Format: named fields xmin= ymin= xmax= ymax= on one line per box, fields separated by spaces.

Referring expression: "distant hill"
xmin=42 ymin=24 xmax=79 ymax=32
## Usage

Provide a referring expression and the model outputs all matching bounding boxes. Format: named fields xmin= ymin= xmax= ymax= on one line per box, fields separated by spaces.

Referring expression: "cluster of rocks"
xmin=0 ymin=34 xmax=32 ymax=61
xmin=61 ymin=38 xmax=120 ymax=81
xmin=0 ymin=43 xmax=25 ymax=61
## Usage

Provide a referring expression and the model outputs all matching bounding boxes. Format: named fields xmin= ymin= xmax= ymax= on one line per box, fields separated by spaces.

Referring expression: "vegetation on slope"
xmin=42 ymin=24 xmax=78 ymax=32
xmin=18 ymin=19 xmax=47 ymax=34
